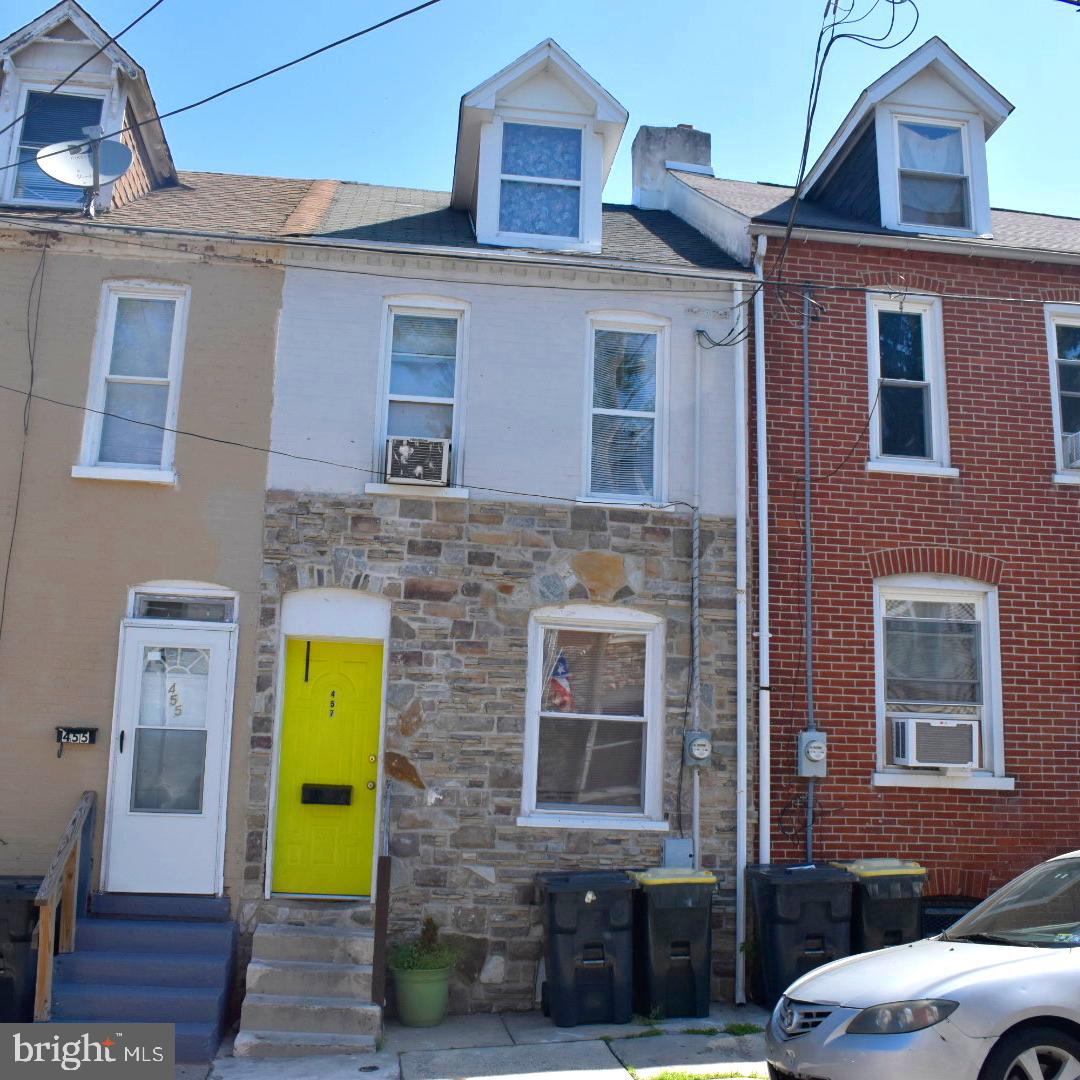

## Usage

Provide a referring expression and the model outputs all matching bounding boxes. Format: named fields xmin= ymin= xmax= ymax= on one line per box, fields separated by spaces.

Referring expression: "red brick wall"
xmin=754 ymin=238 xmax=1080 ymax=897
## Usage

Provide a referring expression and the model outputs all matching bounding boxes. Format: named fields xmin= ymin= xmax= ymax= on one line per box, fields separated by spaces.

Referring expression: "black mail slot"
xmin=301 ymin=783 xmax=353 ymax=806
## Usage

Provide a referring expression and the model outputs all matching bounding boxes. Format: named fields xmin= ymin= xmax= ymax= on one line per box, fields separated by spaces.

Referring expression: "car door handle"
xmin=119 ymin=730 xmax=125 ymax=754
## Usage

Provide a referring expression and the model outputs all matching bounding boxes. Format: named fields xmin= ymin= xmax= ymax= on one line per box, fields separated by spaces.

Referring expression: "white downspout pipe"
xmin=753 ymin=235 xmax=771 ymax=868
xmin=733 ymin=283 xmax=749 ymax=1005
xmin=691 ymin=327 xmax=703 ymax=872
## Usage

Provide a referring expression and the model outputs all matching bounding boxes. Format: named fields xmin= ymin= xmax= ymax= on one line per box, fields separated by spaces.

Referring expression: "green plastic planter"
xmin=390 ymin=965 xmax=452 ymax=1027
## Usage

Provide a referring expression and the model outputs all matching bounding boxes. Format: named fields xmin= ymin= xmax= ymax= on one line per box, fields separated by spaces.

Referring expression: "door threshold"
xmin=269 ymin=892 xmax=372 ymax=902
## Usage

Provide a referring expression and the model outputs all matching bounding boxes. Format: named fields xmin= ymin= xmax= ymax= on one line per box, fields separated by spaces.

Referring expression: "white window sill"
xmin=1053 ymin=471 xmax=1080 ymax=486
xmin=71 ymin=465 xmax=177 ymax=486
xmin=364 ymin=482 xmax=469 ymax=500
xmin=872 ymin=770 xmax=1015 ymax=792
xmin=516 ymin=813 xmax=670 ymax=832
xmin=577 ymin=496 xmax=674 ymax=511
xmin=865 ymin=460 xmax=960 ymax=479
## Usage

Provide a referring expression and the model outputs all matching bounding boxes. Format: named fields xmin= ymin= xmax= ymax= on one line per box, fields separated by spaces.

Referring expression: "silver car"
xmin=765 ymin=851 xmax=1080 ymax=1080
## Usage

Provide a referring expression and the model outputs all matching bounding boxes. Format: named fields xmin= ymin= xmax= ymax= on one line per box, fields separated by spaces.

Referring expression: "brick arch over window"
xmin=867 ymin=546 xmax=1004 ymax=585
xmin=856 ymin=269 xmax=952 ymax=296
xmin=923 ymin=866 xmax=994 ymax=900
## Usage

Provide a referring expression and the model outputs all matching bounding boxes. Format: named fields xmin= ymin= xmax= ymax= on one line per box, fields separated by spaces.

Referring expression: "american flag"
xmin=548 ymin=651 xmax=574 ymax=710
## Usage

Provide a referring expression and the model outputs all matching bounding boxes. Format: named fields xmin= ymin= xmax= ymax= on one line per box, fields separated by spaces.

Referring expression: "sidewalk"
xmin=201 ymin=1004 xmax=771 ymax=1080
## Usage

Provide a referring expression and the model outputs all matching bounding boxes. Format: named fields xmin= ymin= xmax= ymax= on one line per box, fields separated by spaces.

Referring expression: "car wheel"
xmin=980 ymin=1026 xmax=1080 ymax=1080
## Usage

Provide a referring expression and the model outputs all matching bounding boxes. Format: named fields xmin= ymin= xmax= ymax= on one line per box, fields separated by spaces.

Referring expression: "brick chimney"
xmin=631 ymin=124 xmax=712 ymax=209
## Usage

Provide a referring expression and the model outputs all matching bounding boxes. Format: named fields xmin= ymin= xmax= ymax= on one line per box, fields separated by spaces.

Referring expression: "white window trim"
xmin=375 ymin=295 xmax=469 ymax=488
xmin=1045 ymin=304 xmax=1080 ymax=478
xmin=867 ymin=293 xmax=950 ymax=470
xmin=127 ymin=581 xmax=239 ymax=626
xmin=519 ymin=603 xmax=667 ymax=829
xmin=873 ymin=574 xmax=1007 ymax=786
xmin=1 ymin=79 xmax=118 ymax=208
xmin=582 ymin=311 xmax=669 ymax=505
xmin=874 ymin=104 xmax=992 ymax=238
xmin=475 ymin=110 xmax=604 ymax=254
xmin=75 ymin=280 xmax=190 ymax=483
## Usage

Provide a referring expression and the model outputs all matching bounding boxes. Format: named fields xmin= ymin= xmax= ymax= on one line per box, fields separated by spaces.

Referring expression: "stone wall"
xmin=241 ymin=489 xmax=742 ymax=1010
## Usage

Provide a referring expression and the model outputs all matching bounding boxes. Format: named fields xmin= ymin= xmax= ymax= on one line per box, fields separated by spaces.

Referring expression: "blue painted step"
xmin=55 ymin=950 xmax=230 ymax=988
xmin=51 ymin=982 xmax=225 ymax=1024
xmin=91 ymin=893 xmax=231 ymax=922
xmin=76 ymin=917 xmax=236 ymax=955
xmin=175 ymin=1022 xmax=223 ymax=1064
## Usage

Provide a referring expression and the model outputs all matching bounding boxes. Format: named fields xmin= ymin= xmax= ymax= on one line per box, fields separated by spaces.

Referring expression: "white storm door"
xmin=103 ymin=624 xmax=235 ymax=895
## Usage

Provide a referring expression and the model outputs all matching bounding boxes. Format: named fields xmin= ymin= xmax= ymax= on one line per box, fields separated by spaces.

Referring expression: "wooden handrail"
xmin=35 ymin=790 xmax=96 ymax=1022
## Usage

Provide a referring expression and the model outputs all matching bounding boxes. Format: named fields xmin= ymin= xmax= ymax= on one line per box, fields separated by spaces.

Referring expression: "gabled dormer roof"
xmin=801 ymin=36 xmax=1013 ymax=199
xmin=0 ymin=0 xmax=176 ymax=190
xmin=450 ymin=38 xmax=628 ymax=211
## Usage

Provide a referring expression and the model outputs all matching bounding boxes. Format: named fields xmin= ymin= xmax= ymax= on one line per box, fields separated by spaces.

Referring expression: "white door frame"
xmin=264 ymin=589 xmax=390 ymax=901
xmin=100 ymin=617 xmax=238 ymax=896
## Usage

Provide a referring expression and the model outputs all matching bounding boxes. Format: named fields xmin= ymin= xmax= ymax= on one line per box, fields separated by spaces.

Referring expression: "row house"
xmin=642 ymin=39 xmax=1080 ymax=907
xmin=0 ymin=1 xmax=755 ymax=1056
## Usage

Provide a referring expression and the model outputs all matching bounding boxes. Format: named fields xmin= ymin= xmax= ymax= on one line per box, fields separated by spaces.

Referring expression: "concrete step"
xmin=251 ymin=923 xmax=374 ymax=965
xmin=238 ymin=993 xmax=381 ymax=1036
xmin=56 ymin=949 xmax=230 ymax=988
xmin=76 ymin=917 xmax=236 ymax=956
xmin=232 ymin=1030 xmax=378 ymax=1058
xmin=91 ymin=893 xmax=232 ymax=923
xmin=245 ymin=958 xmax=373 ymax=998
xmin=52 ymin=982 xmax=225 ymax=1024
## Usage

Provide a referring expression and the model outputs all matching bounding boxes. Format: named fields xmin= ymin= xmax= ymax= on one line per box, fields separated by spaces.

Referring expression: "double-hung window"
xmin=76 ymin=282 xmax=189 ymax=482
xmin=520 ymin=606 xmax=665 ymax=829
xmin=896 ymin=119 xmax=971 ymax=231
xmin=498 ymin=122 xmax=582 ymax=240
xmin=587 ymin=318 xmax=664 ymax=501
xmin=875 ymin=577 xmax=1003 ymax=781
xmin=868 ymin=295 xmax=949 ymax=470
xmin=1046 ymin=307 xmax=1080 ymax=473
xmin=9 ymin=91 xmax=104 ymax=206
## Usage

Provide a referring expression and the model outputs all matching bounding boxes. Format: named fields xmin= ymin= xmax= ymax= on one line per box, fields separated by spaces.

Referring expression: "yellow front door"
xmin=272 ymin=640 xmax=383 ymax=896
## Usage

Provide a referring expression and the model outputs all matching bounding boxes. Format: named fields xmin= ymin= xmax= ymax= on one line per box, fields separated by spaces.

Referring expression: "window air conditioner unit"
xmin=1063 ymin=431 xmax=1080 ymax=469
xmin=385 ymin=437 xmax=450 ymax=486
xmin=893 ymin=717 xmax=979 ymax=769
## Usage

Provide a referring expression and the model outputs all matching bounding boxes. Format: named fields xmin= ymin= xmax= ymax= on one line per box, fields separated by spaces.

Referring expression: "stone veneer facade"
xmin=240 ymin=489 xmax=742 ymax=1010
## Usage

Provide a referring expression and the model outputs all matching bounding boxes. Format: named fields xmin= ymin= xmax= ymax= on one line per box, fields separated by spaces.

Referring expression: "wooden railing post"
xmin=34 ymin=791 xmax=97 ymax=1022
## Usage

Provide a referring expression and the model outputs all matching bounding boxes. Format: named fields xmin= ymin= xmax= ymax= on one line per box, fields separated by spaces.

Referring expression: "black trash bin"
xmin=747 ymin=863 xmax=855 ymax=1009
xmin=0 ymin=877 xmax=41 ymax=1022
xmin=832 ymin=859 xmax=926 ymax=953
xmin=535 ymin=870 xmax=635 ymax=1027
xmin=631 ymin=868 xmax=715 ymax=1019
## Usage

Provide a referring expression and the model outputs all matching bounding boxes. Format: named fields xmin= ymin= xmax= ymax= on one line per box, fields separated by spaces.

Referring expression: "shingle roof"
xmin=312 ymin=181 xmax=743 ymax=270
xmin=672 ymin=170 xmax=1080 ymax=258
xmin=5 ymin=169 xmax=744 ymax=273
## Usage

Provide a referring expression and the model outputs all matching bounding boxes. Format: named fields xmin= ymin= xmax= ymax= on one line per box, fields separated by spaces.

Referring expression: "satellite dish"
xmin=36 ymin=138 xmax=132 ymax=188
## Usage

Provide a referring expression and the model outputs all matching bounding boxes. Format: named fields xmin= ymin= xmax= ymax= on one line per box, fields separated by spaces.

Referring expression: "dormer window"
xmin=896 ymin=119 xmax=970 ymax=230
xmin=11 ymin=90 xmax=104 ymax=206
xmin=499 ymin=122 xmax=582 ymax=239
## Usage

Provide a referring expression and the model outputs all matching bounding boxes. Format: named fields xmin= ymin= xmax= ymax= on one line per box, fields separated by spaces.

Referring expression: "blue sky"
xmin=7 ymin=0 xmax=1078 ymax=216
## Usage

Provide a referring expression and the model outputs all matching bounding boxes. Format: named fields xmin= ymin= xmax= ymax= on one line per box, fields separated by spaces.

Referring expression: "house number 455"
xmin=168 ymin=682 xmax=183 ymax=717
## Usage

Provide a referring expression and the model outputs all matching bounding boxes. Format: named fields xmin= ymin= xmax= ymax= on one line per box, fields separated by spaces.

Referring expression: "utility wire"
xmin=0 ymin=0 xmax=445 ymax=177
xmin=0 ymin=0 xmax=168 ymax=142
xmin=0 ymin=239 xmax=48 ymax=645
xmin=1 ymin=211 xmax=1075 ymax=309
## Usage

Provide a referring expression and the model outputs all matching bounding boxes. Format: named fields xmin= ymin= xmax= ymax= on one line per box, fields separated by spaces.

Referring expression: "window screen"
xmin=590 ymin=328 xmax=658 ymax=498
xmin=499 ymin=123 xmax=582 ymax=238
xmin=14 ymin=92 xmax=103 ymax=204
xmin=536 ymin=628 xmax=647 ymax=811
xmin=897 ymin=121 xmax=969 ymax=230
xmin=386 ymin=313 xmax=458 ymax=441
xmin=877 ymin=309 xmax=931 ymax=459
xmin=133 ymin=593 xmax=236 ymax=623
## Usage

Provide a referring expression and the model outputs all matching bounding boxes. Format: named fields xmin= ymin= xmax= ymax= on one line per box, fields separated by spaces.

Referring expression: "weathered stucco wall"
xmin=243 ymin=489 xmax=742 ymax=1009
xmin=0 ymin=232 xmax=282 ymax=895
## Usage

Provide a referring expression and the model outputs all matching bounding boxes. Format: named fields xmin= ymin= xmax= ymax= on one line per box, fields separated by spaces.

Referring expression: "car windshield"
xmin=945 ymin=858 xmax=1080 ymax=948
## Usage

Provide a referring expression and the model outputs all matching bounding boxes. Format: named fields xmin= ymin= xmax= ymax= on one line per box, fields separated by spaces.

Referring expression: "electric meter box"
xmin=683 ymin=730 xmax=712 ymax=767
xmin=797 ymin=730 xmax=828 ymax=778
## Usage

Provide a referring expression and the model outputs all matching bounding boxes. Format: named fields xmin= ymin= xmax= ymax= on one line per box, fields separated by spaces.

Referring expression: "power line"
xmin=0 ymin=0 xmax=444 ymax=178
xmin=0 ymin=210 xmax=1075 ymax=309
xmin=0 ymin=0 xmax=168 ymax=142
xmin=0 ymin=379 xmax=687 ymax=512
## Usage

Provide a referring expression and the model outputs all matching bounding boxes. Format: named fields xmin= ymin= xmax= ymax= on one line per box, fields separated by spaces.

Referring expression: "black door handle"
xmin=119 ymin=730 xmax=125 ymax=754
